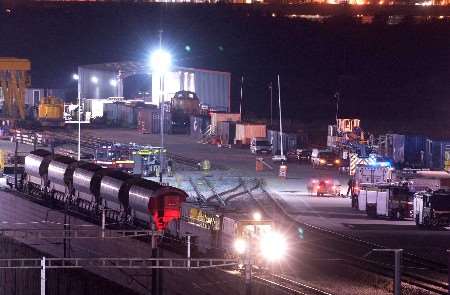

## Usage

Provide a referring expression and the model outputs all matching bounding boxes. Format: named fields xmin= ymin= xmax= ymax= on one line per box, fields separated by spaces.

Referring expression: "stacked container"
xmin=432 ymin=141 xmax=450 ymax=170
xmin=103 ymin=102 xmax=120 ymax=125
xmin=235 ymin=123 xmax=266 ymax=145
xmin=137 ymin=108 xmax=172 ymax=134
xmin=217 ymin=121 xmax=236 ymax=145
xmin=210 ymin=112 xmax=241 ymax=133
xmin=404 ymin=135 xmax=428 ymax=168
xmin=380 ymin=134 xmax=405 ymax=165
xmin=267 ymin=130 xmax=298 ymax=155
xmin=117 ymin=103 xmax=136 ymax=128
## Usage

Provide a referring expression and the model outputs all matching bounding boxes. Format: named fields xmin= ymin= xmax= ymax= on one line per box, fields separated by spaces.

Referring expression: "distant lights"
xmin=91 ymin=76 xmax=99 ymax=84
xmin=109 ymin=79 xmax=117 ymax=87
xmin=72 ymin=74 xmax=79 ymax=81
xmin=185 ymin=45 xmax=191 ymax=52
xmin=234 ymin=239 xmax=247 ymax=254
xmin=150 ymin=49 xmax=172 ymax=73
xmin=253 ymin=212 xmax=262 ymax=221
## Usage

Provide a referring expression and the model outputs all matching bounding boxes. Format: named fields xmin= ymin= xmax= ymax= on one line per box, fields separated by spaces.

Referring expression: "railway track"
xmin=244 ymin=182 xmax=449 ymax=295
xmin=254 ymin=274 xmax=333 ymax=295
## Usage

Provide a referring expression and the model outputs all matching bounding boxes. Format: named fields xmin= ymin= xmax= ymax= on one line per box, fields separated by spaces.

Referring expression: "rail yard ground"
xmin=0 ymin=128 xmax=449 ymax=294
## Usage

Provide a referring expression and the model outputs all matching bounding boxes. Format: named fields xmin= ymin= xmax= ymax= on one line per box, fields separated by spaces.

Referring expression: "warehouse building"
xmin=77 ymin=61 xmax=231 ymax=112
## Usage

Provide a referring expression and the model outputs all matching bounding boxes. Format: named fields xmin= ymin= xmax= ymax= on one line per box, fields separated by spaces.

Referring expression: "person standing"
xmin=167 ymin=159 xmax=173 ymax=177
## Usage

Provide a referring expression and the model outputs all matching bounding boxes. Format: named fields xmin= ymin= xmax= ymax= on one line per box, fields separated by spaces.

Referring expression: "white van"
xmin=250 ymin=137 xmax=272 ymax=154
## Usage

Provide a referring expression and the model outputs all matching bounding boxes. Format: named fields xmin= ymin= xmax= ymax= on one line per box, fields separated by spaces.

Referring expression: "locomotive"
xmin=22 ymin=149 xmax=187 ymax=230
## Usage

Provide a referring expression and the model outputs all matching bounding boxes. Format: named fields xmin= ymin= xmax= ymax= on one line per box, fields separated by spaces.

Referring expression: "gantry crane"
xmin=0 ymin=58 xmax=31 ymax=120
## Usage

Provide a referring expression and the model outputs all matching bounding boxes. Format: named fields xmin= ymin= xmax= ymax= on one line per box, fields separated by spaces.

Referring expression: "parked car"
xmin=250 ymin=137 xmax=272 ymax=154
xmin=296 ymin=149 xmax=312 ymax=163
xmin=307 ymin=178 xmax=342 ymax=196
xmin=311 ymin=151 xmax=341 ymax=168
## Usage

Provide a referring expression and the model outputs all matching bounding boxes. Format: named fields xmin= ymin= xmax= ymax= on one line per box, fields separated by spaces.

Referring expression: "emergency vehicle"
xmin=414 ymin=189 xmax=450 ymax=228
xmin=357 ymin=183 xmax=413 ymax=219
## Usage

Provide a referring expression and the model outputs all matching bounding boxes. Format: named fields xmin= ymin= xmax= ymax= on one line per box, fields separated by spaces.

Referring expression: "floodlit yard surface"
xmin=0 ymin=129 xmax=448 ymax=294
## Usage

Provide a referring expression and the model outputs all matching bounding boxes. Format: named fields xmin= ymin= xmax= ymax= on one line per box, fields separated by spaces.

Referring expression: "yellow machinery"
xmin=38 ymin=96 xmax=65 ymax=127
xmin=0 ymin=58 xmax=31 ymax=120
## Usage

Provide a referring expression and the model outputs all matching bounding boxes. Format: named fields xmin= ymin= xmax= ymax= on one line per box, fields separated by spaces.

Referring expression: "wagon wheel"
xmin=430 ymin=216 xmax=440 ymax=228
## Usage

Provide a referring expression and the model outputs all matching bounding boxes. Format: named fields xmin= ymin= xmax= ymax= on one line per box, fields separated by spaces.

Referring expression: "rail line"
xmin=254 ymin=274 xmax=333 ymax=295
xmin=245 ymin=181 xmax=449 ymax=295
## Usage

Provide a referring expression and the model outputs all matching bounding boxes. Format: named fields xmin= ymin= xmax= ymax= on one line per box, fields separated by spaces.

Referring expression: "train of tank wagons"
xmin=20 ymin=150 xmax=280 ymax=257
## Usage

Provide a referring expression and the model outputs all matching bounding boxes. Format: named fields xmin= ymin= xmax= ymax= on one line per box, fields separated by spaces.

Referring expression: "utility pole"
xmin=277 ymin=75 xmax=283 ymax=158
xmin=159 ymin=29 xmax=164 ymax=184
xmin=187 ymin=234 xmax=191 ymax=270
xmin=40 ymin=257 xmax=46 ymax=295
xmin=244 ymin=248 xmax=252 ymax=295
xmin=14 ymin=139 xmax=18 ymax=189
xmin=334 ymin=91 xmax=340 ymax=128
xmin=373 ymin=249 xmax=402 ymax=295
xmin=269 ymin=82 xmax=273 ymax=126
xmin=240 ymin=76 xmax=244 ymax=119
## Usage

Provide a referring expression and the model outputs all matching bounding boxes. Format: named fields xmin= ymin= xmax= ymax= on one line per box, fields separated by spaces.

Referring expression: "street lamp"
xmin=150 ymin=48 xmax=172 ymax=183
xmin=73 ymin=73 xmax=81 ymax=161
xmin=260 ymin=231 xmax=287 ymax=262
xmin=252 ymin=212 xmax=262 ymax=221
xmin=109 ymin=79 xmax=117 ymax=87
xmin=150 ymin=49 xmax=172 ymax=74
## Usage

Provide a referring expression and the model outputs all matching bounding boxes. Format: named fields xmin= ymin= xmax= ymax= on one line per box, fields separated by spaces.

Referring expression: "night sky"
xmin=1 ymin=3 xmax=449 ymax=140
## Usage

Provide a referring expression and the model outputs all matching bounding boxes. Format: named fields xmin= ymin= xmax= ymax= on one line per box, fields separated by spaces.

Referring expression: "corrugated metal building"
xmin=78 ymin=62 xmax=231 ymax=112
xmin=24 ymin=88 xmax=66 ymax=106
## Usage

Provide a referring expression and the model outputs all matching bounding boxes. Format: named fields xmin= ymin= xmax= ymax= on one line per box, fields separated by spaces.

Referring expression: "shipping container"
xmin=328 ymin=125 xmax=337 ymax=137
xmin=404 ymin=135 xmax=428 ymax=168
xmin=431 ymin=141 xmax=450 ymax=170
xmin=379 ymin=134 xmax=405 ymax=165
xmin=210 ymin=112 xmax=241 ymax=132
xmin=103 ymin=102 xmax=120 ymax=125
xmin=190 ymin=115 xmax=211 ymax=139
xmin=267 ymin=130 xmax=298 ymax=155
xmin=85 ymin=99 xmax=108 ymax=119
xmin=217 ymin=121 xmax=236 ymax=145
xmin=117 ymin=103 xmax=136 ymax=128
xmin=137 ymin=108 xmax=171 ymax=134
xmin=235 ymin=123 xmax=266 ymax=145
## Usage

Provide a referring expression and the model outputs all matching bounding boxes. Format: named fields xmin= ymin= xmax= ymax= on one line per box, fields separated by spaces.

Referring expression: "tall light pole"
xmin=277 ymin=75 xmax=283 ymax=158
xmin=73 ymin=73 xmax=81 ymax=161
xmin=150 ymin=41 xmax=172 ymax=184
xmin=269 ymin=82 xmax=273 ymax=126
xmin=334 ymin=91 xmax=340 ymax=128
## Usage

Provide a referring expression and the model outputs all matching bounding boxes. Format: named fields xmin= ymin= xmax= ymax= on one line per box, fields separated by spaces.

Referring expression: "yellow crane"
xmin=0 ymin=58 xmax=31 ymax=120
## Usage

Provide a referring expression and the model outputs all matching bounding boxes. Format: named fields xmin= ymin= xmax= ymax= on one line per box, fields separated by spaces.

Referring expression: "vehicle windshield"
xmin=256 ymin=140 xmax=270 ymax=146
xmin=319 ymin=152 xmax=337 ymax=160
xmin=430 ymin=194 xmax=450 ymax=210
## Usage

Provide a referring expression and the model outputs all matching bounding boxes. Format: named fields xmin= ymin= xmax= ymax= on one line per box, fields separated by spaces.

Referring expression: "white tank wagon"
xmin=99 ymin=170 xmax=137 ymax=221
xmin=47 ymin=155 xmax=79 ymax=202
xmin=23 ymin=150 xmax=188 ymax=229
xmin=24 ymin=149 xmax=52 ymax=196
xmin=72 ymin=162 xmax=104 ymax=212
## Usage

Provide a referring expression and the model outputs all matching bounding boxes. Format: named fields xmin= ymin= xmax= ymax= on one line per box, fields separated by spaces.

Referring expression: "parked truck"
xmin=414 ymin=190 xmax=450 ymax=228
xmin=358 ymin=184 xmax=413 ymax=219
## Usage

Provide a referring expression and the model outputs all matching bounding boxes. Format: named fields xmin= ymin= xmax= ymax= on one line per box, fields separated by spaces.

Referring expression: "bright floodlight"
xmin=72 ymin=74 xmax=79 ymax=81
xmin=91 ymin=76 xmax=99 ymax=84
xmin=253 ymin=212 xmax=262 ymax=221
xmin=260 ymin=231 xmax=287 ymax=261
xmin=150 ymin=49 xmax=172 ymax=73
xmin=234 ymin=238 xmax=247 ymax=255
xmin=109 ymin=79 xmax=117 ymax=87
